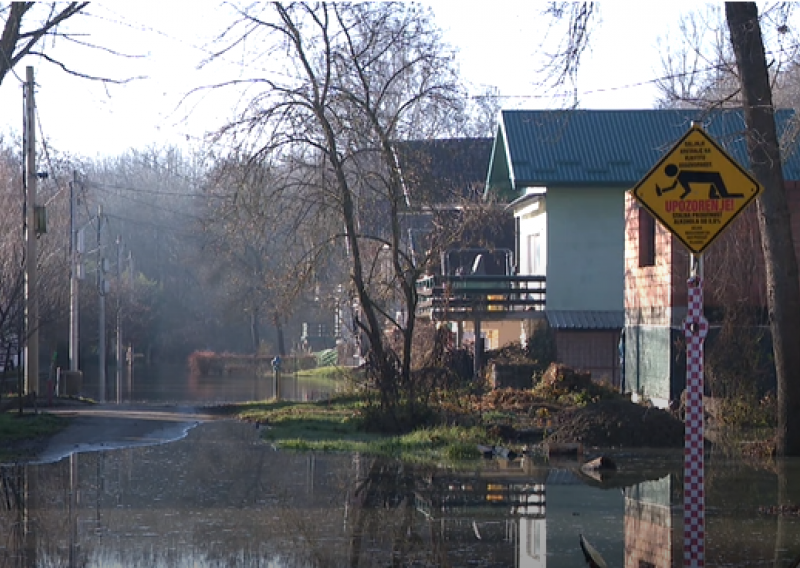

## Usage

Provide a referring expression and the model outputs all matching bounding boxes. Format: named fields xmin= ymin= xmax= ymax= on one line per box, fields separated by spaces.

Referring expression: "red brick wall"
xmin=702 ymin=205 xmax=765 ymax=309
xmin=626 ymin=184 xmax=800 ymax=314
xmin=624 ymin=193 xmax=683 ymax=324
xmin=624 ymin=499 xmax=672 ymax=568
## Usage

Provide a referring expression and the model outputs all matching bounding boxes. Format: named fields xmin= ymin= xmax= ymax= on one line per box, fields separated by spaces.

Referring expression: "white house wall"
xmin=546 ymin=186 xmax=625 ymax=312
xmin=516 ymin=198 xmax=547 ymax=276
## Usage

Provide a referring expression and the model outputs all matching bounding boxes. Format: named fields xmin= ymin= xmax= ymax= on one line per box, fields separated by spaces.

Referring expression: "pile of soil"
xmin=545 ymin=398 xmax=684 ymax=448
xmin=539 ymin=363 xmax=593 ymax=391
xmin=472 ymin=361 xmax=685 ymax=449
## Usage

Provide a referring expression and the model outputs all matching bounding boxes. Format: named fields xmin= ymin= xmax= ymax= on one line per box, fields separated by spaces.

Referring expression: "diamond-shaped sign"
xmin=632 ymin=125 xmax=763 ymax=254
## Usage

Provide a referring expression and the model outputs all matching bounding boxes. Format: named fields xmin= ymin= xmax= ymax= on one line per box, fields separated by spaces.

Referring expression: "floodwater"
xmin=3 ymin=365 xmax=800 ymax=567
xmin=74 ymin=363 xmax=339 ymax=404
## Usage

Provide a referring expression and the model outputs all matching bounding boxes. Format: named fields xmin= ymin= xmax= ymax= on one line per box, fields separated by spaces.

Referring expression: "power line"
xmin=103 ymin=211 xmax=198 ymax=237
xmin=35 ymin=108 xmax=72 ymax=207
xmin=90 ymin=182 xmax=202 ymax=221
xmin=85 ymin=180 xmax=202 ymax=197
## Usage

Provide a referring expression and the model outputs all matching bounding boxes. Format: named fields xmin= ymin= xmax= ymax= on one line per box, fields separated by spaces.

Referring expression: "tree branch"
xmin=27 ymin=50 xmax=143 ymax=84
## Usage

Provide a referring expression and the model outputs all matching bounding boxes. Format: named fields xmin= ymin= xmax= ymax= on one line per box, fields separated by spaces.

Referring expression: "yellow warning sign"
xmin=632 ymin=125 xmax=763 ymax=254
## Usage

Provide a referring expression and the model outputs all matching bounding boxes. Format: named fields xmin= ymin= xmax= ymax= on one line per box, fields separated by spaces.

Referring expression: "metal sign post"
xmin=631 ymin=122 xmax=763 ymax=567
xmin=683 ymin=253 xmax=708 ymax=567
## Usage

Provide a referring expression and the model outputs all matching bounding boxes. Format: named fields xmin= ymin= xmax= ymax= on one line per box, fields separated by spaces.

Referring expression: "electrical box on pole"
xmin=34 ymin=205 xmax=46 ymax=235
xmin=77 ymin=227 xmax=85 ymax=254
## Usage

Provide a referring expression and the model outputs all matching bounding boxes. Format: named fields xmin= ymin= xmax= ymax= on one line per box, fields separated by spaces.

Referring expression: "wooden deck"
xmin=416 ymin=274 xmax=546 ymax=322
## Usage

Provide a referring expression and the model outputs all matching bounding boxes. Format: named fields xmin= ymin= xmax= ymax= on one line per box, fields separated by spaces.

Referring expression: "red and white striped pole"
xmin=683 ymin=253 xmax=708 ymax=567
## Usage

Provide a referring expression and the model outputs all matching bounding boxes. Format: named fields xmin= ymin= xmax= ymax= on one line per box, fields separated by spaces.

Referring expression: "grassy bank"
xmin=0 ymin=411 xmax=69 ymax=462
xmin=217 ymin=394 xmax=495 ymax=463
xmin=292 ymin=365 xmax=358 ymax=389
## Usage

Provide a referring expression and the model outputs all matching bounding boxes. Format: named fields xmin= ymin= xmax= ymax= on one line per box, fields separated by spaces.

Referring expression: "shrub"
xmin=187 ymin=351 xmax=222 ymax=376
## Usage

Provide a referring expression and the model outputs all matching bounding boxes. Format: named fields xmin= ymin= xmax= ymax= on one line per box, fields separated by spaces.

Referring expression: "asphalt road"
xmin=35 ymin=403 xmax=226 ymax=464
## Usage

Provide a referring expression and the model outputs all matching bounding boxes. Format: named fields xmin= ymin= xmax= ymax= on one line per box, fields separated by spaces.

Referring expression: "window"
xmin=527 ymin=233 xmax=544 ymax=274
xmin=638 ymin=207 xmax=656 ymax=267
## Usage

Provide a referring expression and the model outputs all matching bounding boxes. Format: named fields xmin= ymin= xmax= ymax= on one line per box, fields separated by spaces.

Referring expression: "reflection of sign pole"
xmin=683 ymin=254 xmax=708 ymax=567
xmin=272 ymin=356 xmax=281 ymax=401
xmin=632 ymin=121 xmax=764 ymax=568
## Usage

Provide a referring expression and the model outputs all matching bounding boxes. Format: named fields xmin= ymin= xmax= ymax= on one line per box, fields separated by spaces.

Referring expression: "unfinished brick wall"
xmin=624 ymin=192 xmax=686 ymax=325
xmin=626 ymin=183 xmax=800 ymax=318
xmin=702 ymin=205 xmax=765 ymax=309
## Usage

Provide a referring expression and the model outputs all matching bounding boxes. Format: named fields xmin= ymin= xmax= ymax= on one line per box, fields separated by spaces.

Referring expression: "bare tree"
xmin=538 ymin=2 xmax=599 ymax=103
xmin=0 ymin=2 xmax=147 ymax=90
xmin=654 ymin=4 xmax=800 ymax=112
xmin=202 ymin=2 xmax=473 ymax=428
xmin=200 ymin=157 xmax=323 ymax=356
xmin=79 ymin=147 xmax=211 ymax=362
xmin=654 ymin=6 xmax=739 ymax=109
xmin=726 ymin=1 xmax=800 ymax=457
xmin=0 ymin=3 xmax=87 ymax=85
xmin=0 ymin=139 xmax=24 ymax=389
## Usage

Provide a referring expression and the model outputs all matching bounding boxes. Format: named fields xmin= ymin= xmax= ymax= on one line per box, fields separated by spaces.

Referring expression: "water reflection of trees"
xmin=1 ymin=427 xmax=528 ymax=567
xmin=347 ymin=458 xmax=421 ymax=568
xmin=0 ymin=464 xmax=28 ymax=566
xmin=1 ymin=459 xmax=87 ymax=568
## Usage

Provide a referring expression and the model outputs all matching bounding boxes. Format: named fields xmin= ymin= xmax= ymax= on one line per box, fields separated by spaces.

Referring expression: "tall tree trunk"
xmin=250 ymin=307 xmax=260 ymax=354
xmin=273 ymin=311 xmax=286 ymax=357
xmin=726 ymin=2 xmax=800 ymax=456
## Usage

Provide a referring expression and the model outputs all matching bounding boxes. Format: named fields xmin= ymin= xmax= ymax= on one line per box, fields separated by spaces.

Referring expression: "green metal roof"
xmin=486 ymin=108 xmax=800 ymax=198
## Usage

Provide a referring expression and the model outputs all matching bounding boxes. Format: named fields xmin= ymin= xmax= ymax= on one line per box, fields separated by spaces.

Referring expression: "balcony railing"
xmin=416 ymin=274 xmax=546 ymax=321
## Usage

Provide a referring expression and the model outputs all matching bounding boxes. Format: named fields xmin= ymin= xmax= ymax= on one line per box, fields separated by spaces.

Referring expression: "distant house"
xmin=395 ymin=138 xmax=518 ymax=350
xmin=485 ymin=108 xmax=800 ymax=392
xmin=394 ymin=137 xmax=513 ymax=258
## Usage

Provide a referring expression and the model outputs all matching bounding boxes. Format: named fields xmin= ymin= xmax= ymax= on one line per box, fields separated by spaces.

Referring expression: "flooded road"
xmin=3 ymin=365 xmax=800 ymax=567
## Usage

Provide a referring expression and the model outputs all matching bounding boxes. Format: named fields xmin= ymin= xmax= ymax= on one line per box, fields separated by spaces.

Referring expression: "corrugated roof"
xmin=487 ymin=108 xmax=800 ymax=194
xmin=546 ymin=310 xmax=624 ymax=330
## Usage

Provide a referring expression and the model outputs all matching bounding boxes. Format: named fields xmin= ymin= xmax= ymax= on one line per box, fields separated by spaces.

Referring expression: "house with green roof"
xmin=485 ymin=108 xmax=800 ymax=405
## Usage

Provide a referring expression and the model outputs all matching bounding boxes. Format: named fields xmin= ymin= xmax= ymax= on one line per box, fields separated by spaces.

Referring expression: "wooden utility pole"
xmin=97 ymin=205 xmax=106 ymax=402
xmin=115 ymin=234 xmax=123 ymax=403
xmin=23 ymin=66 xmax=38 ymax=395
xmin=69 ymin=171 xmax=79 ymax=372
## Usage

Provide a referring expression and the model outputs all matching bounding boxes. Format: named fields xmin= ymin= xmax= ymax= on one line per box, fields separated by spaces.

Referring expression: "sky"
xmin=0 ymin=1 xmax=705 ymax=159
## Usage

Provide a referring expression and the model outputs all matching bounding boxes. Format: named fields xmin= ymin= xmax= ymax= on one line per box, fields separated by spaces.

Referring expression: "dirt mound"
xmin=545 ymin=398 xmax=684 ymax=448
xmin=540 ymin=363 xmax=593 ymax=391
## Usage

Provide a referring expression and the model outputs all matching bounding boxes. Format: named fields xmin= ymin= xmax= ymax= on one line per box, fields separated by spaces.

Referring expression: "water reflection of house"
xmin=414 ymin=461 xmax=626 ymax=568
xmin=623 ymin=476 xmax=675 ymax=568
xmin=414 ymin=464 xmax=546 ymax=568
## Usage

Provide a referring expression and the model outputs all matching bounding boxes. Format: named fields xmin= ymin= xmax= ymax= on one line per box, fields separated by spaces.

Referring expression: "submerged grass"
xmin=226 ymin=394 xmax=492 ymax=463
